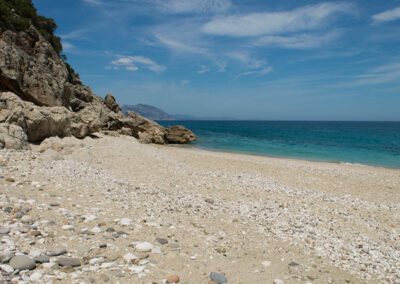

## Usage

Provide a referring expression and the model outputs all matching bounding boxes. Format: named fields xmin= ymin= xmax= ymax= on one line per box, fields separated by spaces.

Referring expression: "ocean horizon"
xmin=159 ymin=120 xmax=400 ymax=169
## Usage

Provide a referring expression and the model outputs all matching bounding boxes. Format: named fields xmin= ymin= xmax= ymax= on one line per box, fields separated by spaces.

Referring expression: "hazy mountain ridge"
xmin=122 ymin=104 xmax=177 ymax=121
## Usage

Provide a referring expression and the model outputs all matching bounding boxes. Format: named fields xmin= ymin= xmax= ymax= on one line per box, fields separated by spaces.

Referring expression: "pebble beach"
xmin=0 ymin=134 xmax=399 ymax=283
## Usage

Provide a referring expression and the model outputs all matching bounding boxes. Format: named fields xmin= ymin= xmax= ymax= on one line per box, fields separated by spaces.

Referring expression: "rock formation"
xmin=0 ymin=12 xmax=196 ymax=150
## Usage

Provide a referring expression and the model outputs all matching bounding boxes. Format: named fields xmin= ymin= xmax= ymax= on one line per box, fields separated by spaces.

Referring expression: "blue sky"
xmin=32 ymin=0 xmax=400 ymax=120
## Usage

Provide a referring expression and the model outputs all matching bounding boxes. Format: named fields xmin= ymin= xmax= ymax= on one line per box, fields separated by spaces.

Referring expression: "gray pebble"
xmin=0 ymin=254 xmax=13 ymax=264
xmin=0 ymin=228 xmax=10 ymax=235
xmin=57 ymin=257 xmax=81 ymax=267
xmin=156 ymin=238 xmax=168 ymax=245
xmin=9 ymin=255 xmax=36 ymax=270
xmin=209 ymin=272 xmax=227 ymax=283
xmin=34 ymin=255 xmax=49 ymax=264
xmin=47 ymin=248 xmax=67 ymax=256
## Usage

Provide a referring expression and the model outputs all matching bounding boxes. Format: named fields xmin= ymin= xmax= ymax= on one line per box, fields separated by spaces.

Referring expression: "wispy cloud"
xmin=372 ymin=7 xmax=400 ymax=24
xmin=202 ymin=2 xmax=353 ymax=37
xmin=228 ymin=51 xmax=272 ymax=78
xmin=154 ymin=33 xmax=209 ymax=54
xmin=82 ymin=0 xmax=103 ymax=5
xmin=157 ymin=0 xmax=231 ymax=14
xmin=343 ymin=62 xmax=400 ymax=86
xmin=254 ymin=30 xmax=341 ymax=49
xmin=110 ymin=55 xmax=166 ymax=73
xmin=197 ymin=65 xmax=211 ymax=74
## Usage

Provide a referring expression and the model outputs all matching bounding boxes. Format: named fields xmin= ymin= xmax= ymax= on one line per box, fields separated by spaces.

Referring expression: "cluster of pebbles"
xmin=0 ymin=135 xmax=399 ymax=283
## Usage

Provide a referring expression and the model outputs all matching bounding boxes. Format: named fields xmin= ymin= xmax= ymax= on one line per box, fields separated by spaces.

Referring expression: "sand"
xmin=0 ymin=134 xmax=399 ymax=283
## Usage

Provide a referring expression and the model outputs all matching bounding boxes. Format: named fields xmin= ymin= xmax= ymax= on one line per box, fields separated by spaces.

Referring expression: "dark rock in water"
xmin=34 ymin=255 xmax=49 ymax=264
xmin=57 ymin=257 xmax=81 ymax=267
xmin=209 ymin=272 xmax=227 ymax=283
xmin=9 ymin=255 xmax=36 ymax=270
xmin=165 ymin=125 xmax=197 ymax=144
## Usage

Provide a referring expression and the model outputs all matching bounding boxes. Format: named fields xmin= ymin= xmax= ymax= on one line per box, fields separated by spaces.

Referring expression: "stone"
xmin=119 ymin=218 xmax=132 ymax=226
xmin=261 ymin=260 xmax=271 ymax=268
xmin=30 ymin=271 xmax=43 ymax=281
xmin=166 ymin=274 xmax=180 ymax=283
xmin=9 ymin=255 xmax=36 ymax=270
xmin=47 ymin=248 xmax=67 ymax=256
xmin=165 ymin=125 xmax=197 ymax=144
xmin=136 ymin=242 xmax=154 ymax=252
xmin=104 ymin=94 xmax=122 ymax=113
xmin=123 ymin=253 xmax=138 ymax=264
xmin=62 ymin=225 xmax=74 ymax=230
xmin=215 ymin=247 xmax=226 ymax=254
xmin=209 ymin=272 xmax=227 ymax=283
xmin=57 ymin=257 xmax=81 ymax=267
xmin=0 ymin=124 xmax=29 ymax=150
xmin=20 ymin=215 xmax=33 ymax=224
xmin=0 ymin=228 xmax=10 ymax=235
xmin=0 ymin=253 xmax=13 ymax=264
xmin=5 ymin=177 xmax=15 ymax=182
xmin=34 ymin=255 xmax=49 ymax=264
xmin=0 ymin=264 xmax=14 ymax=273
xmin=156 ymin=238 xmax=168 ymax=245
xmin=205 ymin=198 xmax=215 ymax=204
xmin=274 ymin=279 xmax=284 ymax=284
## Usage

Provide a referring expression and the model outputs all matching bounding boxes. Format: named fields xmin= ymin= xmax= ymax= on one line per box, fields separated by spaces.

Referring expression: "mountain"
xmin=122 ymin=104 xmax=176 ymax=121
xmin=0 ymin=0 xmax=196 ymax=149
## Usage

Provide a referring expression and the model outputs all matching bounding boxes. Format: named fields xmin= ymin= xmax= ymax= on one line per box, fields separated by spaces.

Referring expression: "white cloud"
xmin=154 ymin=34 xmax=208 ymax=54
xmin=254 ymin=30 xmax=341 ymax=49
xmin=110 ymin=56 xmax=166 ymax=73
xmin=197 ymin=65 xmax=211 ymax=74
xmin=61 ymin=41 xmax=75 ymax=52
xmin=157 ymin=0 xmax=231 ymax=14
xmin=202 ymin=2 xmax=353 ymax=37
xmin=227 ymin=51 xmax=267 ymax=69
xmin=82 ymin=0 xmax=103 ymax=5
xmin=372 ymin=7 xmax=400 ymax=24
xmin=344 ymin=62 xmax=400 ymax=86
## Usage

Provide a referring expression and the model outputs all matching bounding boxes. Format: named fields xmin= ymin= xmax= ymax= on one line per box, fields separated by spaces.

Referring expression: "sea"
xmin=158 ymin=121 xmax=400 ymax=169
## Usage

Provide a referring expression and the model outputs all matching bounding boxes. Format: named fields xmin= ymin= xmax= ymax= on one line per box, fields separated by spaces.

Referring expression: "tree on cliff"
xmin=0 ymin=0 xmax=62 ymax=54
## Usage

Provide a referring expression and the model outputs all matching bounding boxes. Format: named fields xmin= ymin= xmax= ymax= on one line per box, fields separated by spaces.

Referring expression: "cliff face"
xmin=0 ymin=9 xmax=196 ymax=149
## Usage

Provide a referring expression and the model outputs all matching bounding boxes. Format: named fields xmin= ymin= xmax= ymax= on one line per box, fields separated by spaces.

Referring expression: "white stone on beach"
xmin=91 ymin=227 xmax=101 ymax=233
xmin=261 ymin=260 xmax=271 ymax=268
xmin=120 ymin=218 xmax=132 ymax=226
xmin=62 ymin=225 xmax=74 ymax=230
xmin=136 ymin=242 xmax=154 ymax=252
xmin=30 ymin=271 xmax=43 ymax=281
xmin=0 ymin=264 xmax=14 ymax=273
xmin=123 ymin=253 xmax=138 ymax=264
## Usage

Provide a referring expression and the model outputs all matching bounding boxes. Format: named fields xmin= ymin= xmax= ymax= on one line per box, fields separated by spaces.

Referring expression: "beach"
xmin=0 ymin=134 xmax=399 ymax=283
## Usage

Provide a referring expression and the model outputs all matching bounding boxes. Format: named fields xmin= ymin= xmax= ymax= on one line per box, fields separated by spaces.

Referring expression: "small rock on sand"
xmin=10 ymin=255 xmax=36 ymax=270
xmin=166 ymin=274 xmax=180 ymax=283
xmin=209 ymin=272 xmax=227 ymax=283
xmin=57 ymin=257 xmax=81 ymax=267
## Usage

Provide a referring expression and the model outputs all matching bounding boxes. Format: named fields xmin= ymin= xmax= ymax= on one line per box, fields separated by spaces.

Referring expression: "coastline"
xmin=1 ymin=134 xmax=399 ymax=283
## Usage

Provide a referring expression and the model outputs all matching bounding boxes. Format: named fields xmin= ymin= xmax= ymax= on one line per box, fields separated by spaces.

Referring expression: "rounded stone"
xmin=136 ymin=242 xmax=154 ymax=252
xmin=166 ymin=274 xmax=180 ymax=283
xmin=57 ymin=257 xmax=81 ymax=267
xmin=9 ymin=255 xmax=36 ymax=270
xmin=209 ymin=272 xmax=227 ymax=283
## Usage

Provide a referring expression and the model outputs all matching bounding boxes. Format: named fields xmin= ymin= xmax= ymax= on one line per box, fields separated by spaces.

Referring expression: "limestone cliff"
xmin=0 ymin=2 xmax=196 ymax=149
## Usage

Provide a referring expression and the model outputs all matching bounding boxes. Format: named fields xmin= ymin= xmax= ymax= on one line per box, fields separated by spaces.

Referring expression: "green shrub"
xmin=0 ymin=0 xmax=63 ymax=55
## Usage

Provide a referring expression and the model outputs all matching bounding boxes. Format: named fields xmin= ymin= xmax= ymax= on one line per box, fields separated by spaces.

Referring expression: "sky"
xmin=32 ymin=0 xmax=400 ymax=120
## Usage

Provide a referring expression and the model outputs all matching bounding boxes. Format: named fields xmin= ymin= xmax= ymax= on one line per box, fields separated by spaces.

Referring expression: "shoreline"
xmin=176 ymin=143 xmax=400 ymax=172
xmin=1 ymin=134 xmax=399 ymax=283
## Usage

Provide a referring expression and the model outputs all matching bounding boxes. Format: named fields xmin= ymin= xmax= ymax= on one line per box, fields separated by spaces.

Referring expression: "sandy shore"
xmin=0 ymin=134 xmax=399 ymax=283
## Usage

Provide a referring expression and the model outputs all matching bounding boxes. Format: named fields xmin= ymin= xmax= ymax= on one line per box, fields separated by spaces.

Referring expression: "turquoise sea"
xmin=158 ymin=121 xmax=400 ymax=169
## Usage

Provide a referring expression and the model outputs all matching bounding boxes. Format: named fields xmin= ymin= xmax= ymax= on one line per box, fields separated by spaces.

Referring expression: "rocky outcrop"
xmin=0 ymin=26 xmax=70 ymax=107
xmin=165 ymin=125 xmax=197 ymax=144
xmin=0 ymin=22 xmax=196 ymax=148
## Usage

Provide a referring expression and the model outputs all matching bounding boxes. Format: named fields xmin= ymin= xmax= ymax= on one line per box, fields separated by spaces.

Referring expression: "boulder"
xmin=165 ymin=125 xmax=197 ymax=144
xmin=0 ymin=123 xmax=29 ymax=150
xmin=0 ymin=27 xmax=70 ymax=107
xmin=125 ymin=111 xmax=166 ymax=144
xmin=104 ymin=93 xmax=122 ymax=113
